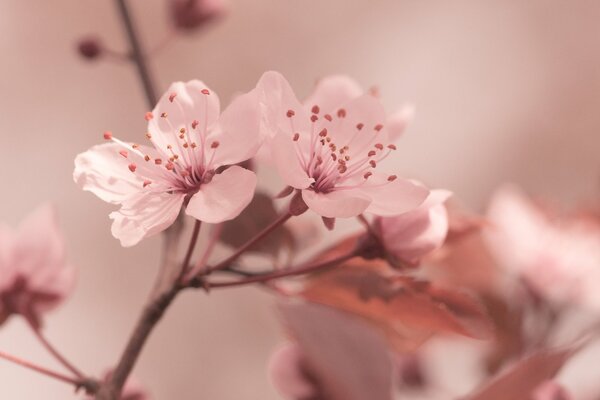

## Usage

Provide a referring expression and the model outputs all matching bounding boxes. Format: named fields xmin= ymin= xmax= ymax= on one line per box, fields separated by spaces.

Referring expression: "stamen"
xmin=161 ymin=112 xmax=168 ymax=118
xmin=374 ymin=124 xmax=383 ymax=131
xmin=356 ymin=123 xmax=364 ymax=130
xmin=311 ymin=105 xmax=320 ymax=114
xmin=143 ymin=180 xmax=152 ymax=187
xmin=369 ymin=160 xmax=377 ymax=168
xmin=374 ymin=143 xmax=384 ymax=150
xmin=319 ymin=128 xmax=328 ymax=137
xmin=211 ymin=141 xmax=220 ymax=149
xmin=155 ymin=158 xmax=163 ymax=165
xmin=144 ymin=112 xmax=153 ymax=121
xmin=166 ymin=162 xmax=174 ymax=170
xmin=132 ymin=144 xmax=139 ymax=149
xmin=119 ymin=150 xmax=128 ymax=158
xmin=169 ymin=93 xmax=177 ymax=102
xmin=103 ymin=131 xmax=112 ymax=140
xmin=286 ymin=109 xmax=295 ymax=118
xmin=364 ymin=172 xmax=372 ymax=179
xmin=387 ymin=175 xmax=397 ymax=181
xmin=324 ymin=114 xmax=333 ymax=121
xmin=368 ymin=150 xmax=376 ymax=157
xmin=337 ymin=108 xmax=346 ymax=118
xmin=293 ymin=133 xmax=300 ymax=141
xmin=145 ymin=132 xmax=152 ymax=139
xmin=128 ymin=163 xmax=137 ymax=172
xmin=144 ymin=155 xmax=151 ymax=161
xmin=388 ymin=144 xmax=397 ymax=150
xmin=201 ymin=89 xmax=210 ymax=95
xmin=192 ymin=120 xmax=199 ymax=129
xmin=311 ymin=115 xmax=318 ymax=122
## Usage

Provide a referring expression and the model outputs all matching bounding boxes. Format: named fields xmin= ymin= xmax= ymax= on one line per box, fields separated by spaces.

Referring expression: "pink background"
xmin=1 ymin=0 xmax=599 ymax=398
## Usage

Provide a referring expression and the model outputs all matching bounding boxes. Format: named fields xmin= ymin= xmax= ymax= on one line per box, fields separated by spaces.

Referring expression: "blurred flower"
xmin=256 ymin=71 xmax=428 ymax=219
xmin=375 ymin=189 xmax=452 ymax=266
xmin=0 ymin=205 xmax=75 ymax=328
xmin=268 ymin=343 xmax=319 ymax=400
xmin=77 ymin=37 xmax=103 ymax=60
xmin=168 ymin=0 xmax=227 ymax=32
xmin=485 ymin=185 xmax=600 ymax=308
xmin=74 ymin=80 xmax=261 ymax=246
xmin=531 ymin=380 xmax=571 ymax=400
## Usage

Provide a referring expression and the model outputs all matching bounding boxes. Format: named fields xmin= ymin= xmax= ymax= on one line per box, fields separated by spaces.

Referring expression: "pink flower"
xmin=168 ymin=0 xmax=227 ymax=32
xmin=256 ymin=72 xmax=428 ymax=218
xmin=485 ymin=185 xmax=600 ymax=308
xmin=74 ymin=81 xmax=261 ymax=247
xmin=267 ymin=343 xmax=318 ymax=400
xmin=375 ymin=189 xmax=452 ymax=266
xmin=0 ymin=205 xmax=75 ymax=328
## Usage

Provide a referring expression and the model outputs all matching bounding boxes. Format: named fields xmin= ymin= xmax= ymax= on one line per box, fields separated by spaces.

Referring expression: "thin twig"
xmin=0 ymin=350 xmax=86 ymax=388
xmin=178 ymin=220 xmax=202 ymax=280
xmin=184 ymin=223 xmax=223 ymax=282
xmin=205 ymin=211 xmax=293 ymax=274
xmin=28 ymin=321 xmax=85 ymax=379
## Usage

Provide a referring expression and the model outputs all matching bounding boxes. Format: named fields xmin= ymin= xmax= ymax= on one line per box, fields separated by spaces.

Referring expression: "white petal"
xmin=271 ymin=133 xmax=314 ymax=189
xmin=361 ymin=175 xmax=429 ymax=216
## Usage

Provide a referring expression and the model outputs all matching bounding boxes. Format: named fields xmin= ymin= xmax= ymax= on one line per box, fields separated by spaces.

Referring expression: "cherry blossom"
xmin=256 ymin=72 xmax=428 ymax=218
xmin=74 ymin=80 xmax=261 ymax=246
xmin=375 ymin=189 xmax=452 ymax=266
xmin=485 ymin=185 xmax=600 ymax=308
xmin=0 ymin=205 xmax=75 ymax=328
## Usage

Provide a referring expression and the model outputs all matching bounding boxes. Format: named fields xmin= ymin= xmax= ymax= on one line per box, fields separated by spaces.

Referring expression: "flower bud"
xmin=77 ymin=37 xmax=103 ymax=60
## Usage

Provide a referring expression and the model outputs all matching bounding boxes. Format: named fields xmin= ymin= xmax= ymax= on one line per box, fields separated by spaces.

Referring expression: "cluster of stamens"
xmin=102 ymin=89 xmax=220 ymax=195
xmin=286 ymin=104 xmax=398 ymax=192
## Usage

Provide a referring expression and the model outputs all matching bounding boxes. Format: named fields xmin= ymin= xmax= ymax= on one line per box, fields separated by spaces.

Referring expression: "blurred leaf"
xmin=280 ymin=301 xmax=395 ymax=400
xmin=220 ymin=192 xmax=294 ymax=258
xmin=465 ymin=346 xmax=580 ymax=400
xmin=300 ymin=259 xmax=493 ymax=352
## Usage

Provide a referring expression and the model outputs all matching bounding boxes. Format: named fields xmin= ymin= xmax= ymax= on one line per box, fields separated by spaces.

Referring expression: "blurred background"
xmin=0 ymin=0 xmax=599 ymax=398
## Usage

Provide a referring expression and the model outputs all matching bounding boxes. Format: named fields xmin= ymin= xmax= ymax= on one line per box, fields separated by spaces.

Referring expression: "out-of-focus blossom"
xmin=375 ymin=189 xmax=452 ymax=266
xmin=0 ymin=205 xmax=75 ymax=328
xmin=268 ymin=343 xmax=318 ymax=400
xmin=256 ymin=71 xmax=428 ymax=219
xmin=485 ymin=185 xmax=600 ymax=308
xmin=531 ymin=380 xmax=572 ymax=400
xmin=74 ymin=80 xmax=261 ymax=246
xmin=168 ymin=0 xmax=227 ymax=32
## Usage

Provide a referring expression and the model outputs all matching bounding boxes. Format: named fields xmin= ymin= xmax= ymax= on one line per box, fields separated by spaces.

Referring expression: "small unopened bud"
xmin=77 ymin=37 xmax=103 ymax=60
xmin=169 ymin=0 xmax=228 ymax=32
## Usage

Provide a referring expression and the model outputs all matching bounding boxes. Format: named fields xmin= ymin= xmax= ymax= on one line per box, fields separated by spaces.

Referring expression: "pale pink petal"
xmin=378 ymin=189 xmax=452 ymax=264
xmin=74 ymin=143 xmax=160 ymax=204
xmin=185 ymin=165 xmax=257 ymax=223
xmin=205 ymin=88 xmax=262 ymax=166
xmin=268 ymin=343 xmax=317 ymax=400
xmin=271 ymin=132 xmax=314 ymax=189
xmin=302 ymin=189 xmax=371 ymax=218
xmin=304 ymin=75 xmax=363 ymax=114
xmin=386 ymin=105 xmax=414 ymax=143
xmin=360 ymin=175 xmax=429 ymax=216
xmin=256 ymin=71 xmax=310 ymax=139
xmin=110 ymin=192 xmax=185 ymax=247
xmin=148 ymin=80 xmax=220 ymax=160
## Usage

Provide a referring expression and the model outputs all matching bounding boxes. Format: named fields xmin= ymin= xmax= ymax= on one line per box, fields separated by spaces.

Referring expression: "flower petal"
xmin=148 ymin=80 xmax=220 ymax=159
xmin=185 ymin=165 xmax=257 ymax=223
xmin=386 ymin=105 xmax=414 ymax=143
xmin=271 ymin=133 xmax=314 ymax=189
xmin=361 ymin=175 xmax=429 ymax=216
xmin=74 ymin=142 xmax=160 ymax=204
xmin=110 ymin=192 xmax=185 ymax=247
xmin=205 ymin=88 xmax=262 ymax=166
xmin=256 ymin=71 xmax=310 ymax=139
xmin=302 ymin=189 xmax=371 ymax=218
xmin=304 ymin=75 xmax=363 ymax=114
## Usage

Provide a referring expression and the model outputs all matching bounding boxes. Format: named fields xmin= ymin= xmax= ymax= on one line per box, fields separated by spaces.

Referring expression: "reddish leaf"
xmin=300 ymin=260 xmax=493 ymax=352
xmin=280 ymin=302 xmax=395 ymax=400
xmin=465 ymin=347 xmax=579 ymax=400
xmin=220 ymin=192 xmax=294 ymax=258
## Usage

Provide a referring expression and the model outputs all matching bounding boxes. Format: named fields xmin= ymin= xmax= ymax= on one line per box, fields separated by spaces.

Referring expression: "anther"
xmin=374 ymin=143 xmax=384 ymax=150
xmin=183 ymin=143 xmax=189 ymax=148
xmin=169 ymin=93 xmax=177 ymax=102
xmin=144 ymin=155 xmax=151 ymax=161
xmin=191 ymin=143 xmax=197 ymax=148
xmin=103 ymin=131 xmax=113 ymax=140
xmin=180 ymin=127 xmax=186 ymax=134
xmin=374 ymin=124 xmax=383 ymax=131
xmin=201 ymin=89 xmax=210 ymax=95
xmin=132 ymin=144 xmax=139 ymax=149
xmin=293 ymin=133 xmax=300 ymax=141
xmin=155 ymin=158 xmax=163 ymax=165
xmin=356 ymin=123 xmax=364 ymax=130
xmin=311 ymin=105 xmax=320 ymax=114
xmin=161 ymin=112 xmax=168 ymax=118
xmin=211 ymin=141 xmax=220 ymax=149
xmin=337 ymin=108 xmax=347 ymax=118
xmin=368 ymin=150 xmax=376 ymax=157
xmin=331 ymin=154 xmax=337 ymax=161
xmin=324 ymin=114 xmax=333 ymax=122
xmin=344 ymin=155 xmax=350 ymax=161
xmin=166 ymin=162 xmax=174 ymax=170
xmin=369 ymin=160 xmax=377 ymax=168
xmin=167 ymin=145 xmax=173 ymax=150
xmin=192 ymin=120 xmax=199 ymax=129
xmin=119 ymin=150 xmax=128 ymax=158
xmin=387 ymin=175 xmax=397 ymax=182
xmin=311 ymin=115 xmax=318 ymax=122
xmin=144 ymin=112 xmax=153 ymax=121
xmin=364 ymin=172 xmax=373 ymax=179
xmin=145 ymin=132 xmax=152 ymax=139
xmin=128 ymin=163 xmax=137 ymax=172
xmin=388 ymin=144 xmax=397 ymax=150
xmin=319 ymin=128 xmax=328 ymax=137
xmin=286 ymin=109 xmax=295 ymax=118
xmin=143 ymin=180 xmax=152 ymax=187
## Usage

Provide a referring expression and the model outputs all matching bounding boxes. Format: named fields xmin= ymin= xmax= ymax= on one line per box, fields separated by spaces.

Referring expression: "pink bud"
xmin=168 ymin=0 xmax=228 ymax=32
xmin=77 ymin=37 xmax=103 ymax=60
